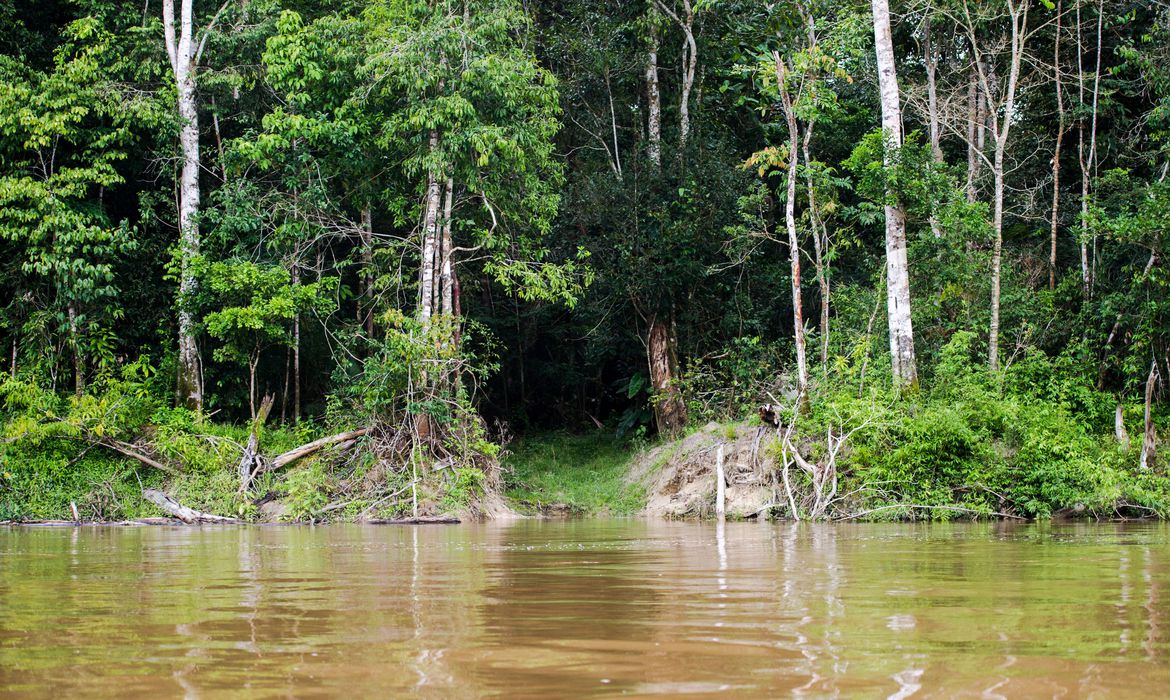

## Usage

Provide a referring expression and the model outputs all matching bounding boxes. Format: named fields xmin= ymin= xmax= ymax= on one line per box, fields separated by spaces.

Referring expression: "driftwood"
xmin=364 ymin=516 xmax=460 ymax=525
xmin=142 ymin=489 xmax=239 ymax=524
xmin=238 ymin=394 xmax=274 ymax=491
xmin=268 ymin=428 xmax=369 ymax=471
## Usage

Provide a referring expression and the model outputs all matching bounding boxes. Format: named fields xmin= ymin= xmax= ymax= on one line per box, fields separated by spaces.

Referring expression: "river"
xmin=1 ymin=520 xmax=1167 ymax=698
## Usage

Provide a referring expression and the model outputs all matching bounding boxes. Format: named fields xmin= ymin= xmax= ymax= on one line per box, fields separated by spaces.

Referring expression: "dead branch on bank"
xmin=267 ymin=428 xmax=370 ymax=471
xmin=774 ymin=405 xmax=876 ymax=520
xmin=142 ymin=489 xmax=239 ymax=523
xmin=238 ymin=394 xmax=274 ymax=492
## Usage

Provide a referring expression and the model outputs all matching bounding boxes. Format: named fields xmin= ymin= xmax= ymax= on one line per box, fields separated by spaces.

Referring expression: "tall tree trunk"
xmin=871 ymin=0 xmax=918 ymax=389
xmin=164 ymin=0 xmax=203 ymax=411
xmin=419 ymin=131 xmax=442 ymax=329
xmin=966 ymin=69 xmax=980 ymax=202
xmin=775 ymin=54 xmax=810 ymax=403
xmin=924 ymin=13 xmax=943 ymax=239
xmin=359 ymin=206 xmax=374 ymax=338
xmin=1140 ymin=360 xmax=1159 ymax=471
xmin=1050 ymin=1 xmax=1065 ymax=291
xmin=440 ymin=178 xmax=455 ymax=318
xmin=642 ymin=14 xmax=685 ymax=434
xmin=980 ymin=0 xmax=1028 ymax=372
xmin=68 ymin=302 xmax=84 ymax=396
xmin=802 ymin=126 xmax=830 ymax=372
xmin=647 ymin=314 xmax=686 ymax=436
xmin=645 ymin=19 xmax=661 ymax=166
xmin=1077 ymin=0 xmax=1104 ymax=298
xmin=655 ymin=0 xmax=697 ymax=150
xmin=989 ymin=148 xmax=1006 ymax=371
xmin=924 ymin=15 xmax=943 ymax=164
xmin=292 ymin=264 xmax=301 ymax=423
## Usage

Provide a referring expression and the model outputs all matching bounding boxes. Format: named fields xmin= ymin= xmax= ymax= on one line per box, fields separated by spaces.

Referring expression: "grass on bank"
xmin=503 ymin=432 xmax=643 ymax=515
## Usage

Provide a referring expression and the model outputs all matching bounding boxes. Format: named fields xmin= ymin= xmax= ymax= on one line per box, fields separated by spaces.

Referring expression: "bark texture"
xmin=647 ymin=315 xmax=686 ymax=436
xmin=871 ymin=0 xmax=918 ymax=388
xmin=164 ymin=0 xmax=203 ymax=411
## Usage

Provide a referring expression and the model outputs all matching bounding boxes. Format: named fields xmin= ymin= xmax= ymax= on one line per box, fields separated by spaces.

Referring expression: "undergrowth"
xmin=503 ymin=432 xmax=644 ymax=515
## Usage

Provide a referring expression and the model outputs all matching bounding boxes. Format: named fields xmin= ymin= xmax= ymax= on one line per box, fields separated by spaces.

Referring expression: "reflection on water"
xmin=1 ymin=521 xmax=1168 ymax=698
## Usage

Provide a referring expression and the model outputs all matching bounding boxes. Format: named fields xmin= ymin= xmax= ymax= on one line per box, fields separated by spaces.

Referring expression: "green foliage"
xmin=283 ymin=462 xmax=330 ymax=521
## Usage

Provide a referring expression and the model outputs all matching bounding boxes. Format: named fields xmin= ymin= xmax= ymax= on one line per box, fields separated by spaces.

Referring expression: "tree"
xmin=197 ymin=258 xmax=336 ymax=420
xmin=872 ymin=0 xmax=919 ymax=388
xmin=0 ymin=19 xmax=136 ymax=392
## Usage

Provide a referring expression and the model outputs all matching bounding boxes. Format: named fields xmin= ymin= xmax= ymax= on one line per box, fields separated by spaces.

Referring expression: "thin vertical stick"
xmin=715 ymin=443 xmax=726 ymax=519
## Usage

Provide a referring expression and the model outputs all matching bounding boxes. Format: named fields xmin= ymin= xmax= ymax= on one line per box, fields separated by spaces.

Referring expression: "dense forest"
xmin=1 ymin=0 xmax=1168 ymax=522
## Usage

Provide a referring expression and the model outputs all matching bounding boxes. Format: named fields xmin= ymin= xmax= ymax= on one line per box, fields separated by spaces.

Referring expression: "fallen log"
xmin=142 ymin=489 xmax=239 ymax=524
xmin=364 ymin=516 xmax=461 ymax=525
xmin=268 ymin=428 xmax=368 ymax=471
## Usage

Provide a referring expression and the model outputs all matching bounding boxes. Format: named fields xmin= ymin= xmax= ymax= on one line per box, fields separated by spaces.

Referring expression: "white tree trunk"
xmin=440 ymin=178 xmax=455 ymax=317
xmin=871 ymin=0 xmax=918 ymax=388
xmin=775 ymin=54 xmax=810 ymax=402
xmin=989 ymin=148 xmax=1005 ymax=371
xmin=418 ymin=133 xmax=442 ymax=329
xmin=1140 ymin=361 xmax=1159 ymax=471
xmin=977 ymin=0 xmax=1028 ymax=372
xmin=1077 ymin=0 xmax=1104 ymax=298
xmin=803 ymin=127 xmax=830 ymax=371
xmin=655 ymin=0 xmax=697 ymax=150
xmin=646 ymin=19 xmax=662 ymax=167
xmin=165 ymin=0 xmax=203 ymax=410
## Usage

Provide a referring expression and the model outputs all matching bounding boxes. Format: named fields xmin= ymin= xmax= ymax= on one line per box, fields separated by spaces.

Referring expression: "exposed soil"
xmin=628 ymin=422 xmax=778 ymax=518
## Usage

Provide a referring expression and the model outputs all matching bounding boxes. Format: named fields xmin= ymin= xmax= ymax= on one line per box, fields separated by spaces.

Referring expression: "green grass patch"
xmin=503 ymin=432 xmax=642 ymax=515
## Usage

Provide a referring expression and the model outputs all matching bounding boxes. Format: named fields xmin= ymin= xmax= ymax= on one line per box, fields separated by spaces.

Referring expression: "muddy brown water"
xmin=1 ymin=520 xmax=1168 ymax=698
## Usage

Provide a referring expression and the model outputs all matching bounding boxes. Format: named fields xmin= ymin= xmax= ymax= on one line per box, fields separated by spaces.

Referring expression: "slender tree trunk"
xmin=440 ymin=178 xmax=455 ymax=318
xmin=990 ymin=147 xmax=1006 ymax=371
xmin=281 ymin=345 xmax=290 ymax=423
xmin=1140 ymin=360 xmax=1159 ymax=471
xmin=642 ymin=14 xmax=685 ymax=434
xmin=1075 ymin=0 xmax=1103 ymax=298
xmin=802 ymin=126 xmax=830 ymax=371
xmin=359 ymin=206 xmax=374 ymax=338
xmin=646 ymin=19 xmax=661 ymax=166
xmin=924 ymin=15 xmax=943 ymax=164
xmin=603 ymin=70 xmax=623 ymax=177
xmin=871 ymin=0 xmax=918 ymax=389
xmin=655 ymin=0 xmax=696 ymax=150
xmin=164 ymin=0 xmax=203 ymax=411
xmin=924 ymin=13 xmax=944 ymax=239
xmin=966 ymin=69 xmax=980 ymax=202
xmin=1050 ymin=1 xmax=1065 ymax=291
xmin=68 ymin=302 xmax=84 ymax=396
xmin=419 ymin=132 xmax=442 ymax=329
xmin=775 ymin=54 xmax=810 ymax=403
xmin=292 ymin=264 xmax=301 ymax=423
xmin=981 ymin=0 xmax=1028 ymax=372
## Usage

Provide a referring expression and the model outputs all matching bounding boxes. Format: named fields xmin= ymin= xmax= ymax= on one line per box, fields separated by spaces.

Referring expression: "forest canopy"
xmin=0 ymin=0 xmax=1168 ymax=522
